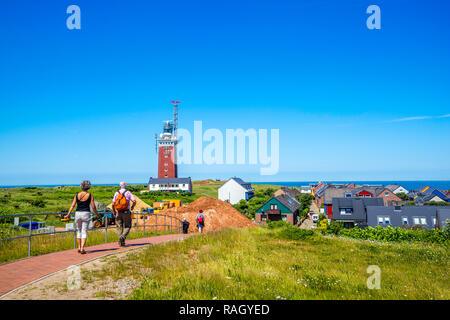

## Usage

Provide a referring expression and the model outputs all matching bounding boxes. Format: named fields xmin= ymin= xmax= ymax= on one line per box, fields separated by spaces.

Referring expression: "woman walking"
xmin=65 ymin=180 xmax=100 ymax=254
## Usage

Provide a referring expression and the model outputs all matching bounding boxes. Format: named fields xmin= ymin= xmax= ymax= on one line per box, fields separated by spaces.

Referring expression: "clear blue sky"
xmin=1 ymin=0 xmax=449 ymax=185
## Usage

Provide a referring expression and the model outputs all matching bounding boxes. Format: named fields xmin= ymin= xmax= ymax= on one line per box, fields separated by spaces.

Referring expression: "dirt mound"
xmin=159 ymin=196 xmax=255 ymax=233
xmin=107 ymin=194 xmax=151 ymax=213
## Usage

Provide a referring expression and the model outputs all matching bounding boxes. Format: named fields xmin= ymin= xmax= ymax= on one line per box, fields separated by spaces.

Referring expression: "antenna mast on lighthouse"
xmin=170 ymin=101 xmax=181 ymax=139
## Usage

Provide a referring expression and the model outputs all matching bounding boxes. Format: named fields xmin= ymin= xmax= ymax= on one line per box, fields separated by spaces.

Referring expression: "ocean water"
xmin=253 ymin=181 xmax=450 ymax=191
xmin=2 ymin=181 xmax=450 ymax=191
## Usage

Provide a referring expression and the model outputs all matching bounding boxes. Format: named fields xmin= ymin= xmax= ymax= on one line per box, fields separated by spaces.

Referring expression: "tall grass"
xmin=88 ymin=227 xmax=449 ymax=300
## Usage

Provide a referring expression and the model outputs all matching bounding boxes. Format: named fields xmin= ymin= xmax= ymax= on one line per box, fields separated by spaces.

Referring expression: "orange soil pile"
xmin=159 ymin=196 xmax=256 ymax=233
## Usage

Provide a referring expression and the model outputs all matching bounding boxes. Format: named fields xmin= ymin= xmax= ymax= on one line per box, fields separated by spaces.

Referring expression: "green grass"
xmin=88 ymin=227 xmax=449 ymax=300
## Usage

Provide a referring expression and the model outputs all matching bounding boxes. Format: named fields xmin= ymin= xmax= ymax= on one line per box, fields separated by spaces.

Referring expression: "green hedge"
xmin=327 ymin=224 xmax=449 ymax=244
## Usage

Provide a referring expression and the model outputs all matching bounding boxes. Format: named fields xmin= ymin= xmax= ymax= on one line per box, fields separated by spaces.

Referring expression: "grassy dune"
xmin=87 ymin=227 xmax=449 ymax=300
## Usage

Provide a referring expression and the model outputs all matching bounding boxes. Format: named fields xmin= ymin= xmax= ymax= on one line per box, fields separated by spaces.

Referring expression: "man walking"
xmin=196 ymin=210 xmax=205 ymax=233
xmin=112 ymin=182 xmax=136 ymax=247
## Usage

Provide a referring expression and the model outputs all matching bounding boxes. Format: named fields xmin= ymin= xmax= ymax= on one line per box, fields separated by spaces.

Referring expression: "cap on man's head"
xmin=199 ymin=210 xmax=203 ymax=213
xmin=120 ymin=181 xmax=127 ymax=188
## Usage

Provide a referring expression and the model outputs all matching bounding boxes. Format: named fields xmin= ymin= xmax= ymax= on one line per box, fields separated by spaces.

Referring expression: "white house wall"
xmin=218 ymin=179 xmax=247 ymax=204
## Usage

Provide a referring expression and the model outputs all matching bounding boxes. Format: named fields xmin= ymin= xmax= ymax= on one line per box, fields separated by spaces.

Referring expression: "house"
xmin=374 ymin=188 xmax=402 ymax=206
xmin=218 ymin=177 xmax=254 ymax=204
xmin=255 ymin=193 xmax=301 ymax=225
xmin=331 ymin=197 xmax=384 ymax=228
xmin=385 ymin=184 xmax=409 ymax=195
xmin=350 ymin=187 xmax=376 ymax=198
xmin=322 ymin=187 xmax=347 ymax=219
xmin=366 ymin=206 xmax=450 ymax=229
xmin=148 ymin=177 xmax=192 ymax=193
xmin=300 ymin=186 xmax=312 ymax=194
xmin=412 ymin=186 xmax=449 ymax=203
xmin=274 ymin=187 xmax=301 ymax=198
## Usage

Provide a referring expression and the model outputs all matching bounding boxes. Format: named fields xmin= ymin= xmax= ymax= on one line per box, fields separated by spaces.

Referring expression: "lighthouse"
xmin=148 ymin=101 xmax=192 ymax=193
xmin=149 ymin=101 xmax=192 ymax=193
xmin=156 ymin=119 xmax=177 ymax=178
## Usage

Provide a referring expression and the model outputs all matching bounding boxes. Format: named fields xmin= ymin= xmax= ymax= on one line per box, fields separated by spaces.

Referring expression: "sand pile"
xmin=159 ymin=196 xmax=255 ymax=233
xmin=107 ymin=194 xmax=151 ymax=212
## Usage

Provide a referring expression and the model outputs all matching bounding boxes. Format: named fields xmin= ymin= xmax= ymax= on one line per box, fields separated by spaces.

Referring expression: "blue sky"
xmin=1 ymin=0 xmax=449 ymax=185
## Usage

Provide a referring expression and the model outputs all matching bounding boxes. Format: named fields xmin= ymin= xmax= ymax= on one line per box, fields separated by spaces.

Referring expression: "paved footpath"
xmin=0 ymin=233 xmax=189 ymax=297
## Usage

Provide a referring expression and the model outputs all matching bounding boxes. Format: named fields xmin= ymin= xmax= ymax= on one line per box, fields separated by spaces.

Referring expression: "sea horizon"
xmin=2 ymin=180 xmax=450 ymax=191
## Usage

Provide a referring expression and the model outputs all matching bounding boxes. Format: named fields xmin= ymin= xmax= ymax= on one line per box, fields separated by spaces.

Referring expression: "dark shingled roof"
xmin=275 ymin=194 xmax=301 ymax=213
xmin=332 ymin=197 xmax=384 ymax=222
xmin=229 ymin=177 xmax=253 ymax=191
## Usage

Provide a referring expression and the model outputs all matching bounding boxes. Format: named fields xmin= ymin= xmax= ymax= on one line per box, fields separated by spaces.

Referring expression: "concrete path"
xmin=0 ymin=233 xmax=188 ymax=298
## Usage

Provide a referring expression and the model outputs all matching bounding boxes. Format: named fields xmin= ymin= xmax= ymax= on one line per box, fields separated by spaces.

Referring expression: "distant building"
xmin=385 ymin=185 xmax=409 ymax=195
xmin=148 ymin=177 xmax=192 ymax=193
xmin=218 ymin=177 xmax=254 ymax=204
xmin=274 ymin=187 xmax=301 ymax=198
xmin=411 ymin=186 xmax=449 ymax=203
xmin=300 ymin=186 xmax=312 ymax=194
xmin=255 ymin=193 xmax=301 ymax=225
xmin=367 ymin=206 xmax=450 ymax=229
xmin=374 ymin=188 xmax=402 ymax=206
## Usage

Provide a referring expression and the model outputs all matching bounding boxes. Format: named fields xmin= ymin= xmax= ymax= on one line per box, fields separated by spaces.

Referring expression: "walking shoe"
xmin=121 ymin=238 xmax=126 ymax=246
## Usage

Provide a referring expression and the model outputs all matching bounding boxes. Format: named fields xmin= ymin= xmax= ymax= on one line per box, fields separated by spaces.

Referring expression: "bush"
xmin=337 ymin=225 xmax=449 ymax=244
xmin=326 ymin=221 xmax=344 ymax=235
xmin=267 ymin=220 xmax=291 ymax=229
xmin=277 ymin=227 xmax=315 ymax=240
xmin=31 ymin=199 xmax=46 ymax=208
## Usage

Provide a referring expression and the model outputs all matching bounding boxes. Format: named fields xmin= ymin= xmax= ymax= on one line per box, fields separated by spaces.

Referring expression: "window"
xmin=345 ymin=193 xmax=351 ymax=198
xmin=164 ymin=168 xmax=168 ymax=172
xmin=432 ymin=218 xmax=436 ymax=226
xmin=270 ymin=204 xmax=278 ymax=210
xmin=164 ymin=162 xmax=168 ymax=166
xmin=377 ymin=217 xmax=384 ymax=225
xmin=385 ymin=192 xmax=389 ymax=197
xmin=164 ymin=154 xmax=168 ymax=158
xmin=340 ymin=208 xmax=352 ymax=215
xmin=377 ymin=216 xmax=390 ymax=225
xmin=413 ymin=217 xmax=427 ymax=225
xmin=402 ymin=217 xmax=408 ymax=225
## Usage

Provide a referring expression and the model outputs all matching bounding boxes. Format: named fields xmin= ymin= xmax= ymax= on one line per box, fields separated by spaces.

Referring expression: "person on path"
xmin=182 ymin=218 xmax=190 ymax=234
xmin=112 ymin=182 xmax=136 ymax=247
xmin=65 ymin=180 xmax=100 ymax=254
xmin=196 ymin=210 xmax=205 ymax=233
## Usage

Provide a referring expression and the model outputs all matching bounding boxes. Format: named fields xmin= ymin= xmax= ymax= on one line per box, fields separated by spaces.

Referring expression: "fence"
xmin=0 ymin=211 xmax=183 ymax=258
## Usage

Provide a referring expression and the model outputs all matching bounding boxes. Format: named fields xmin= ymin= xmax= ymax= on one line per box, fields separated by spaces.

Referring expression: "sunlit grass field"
xmin=87 ymin=227 xmax=449 ymax=300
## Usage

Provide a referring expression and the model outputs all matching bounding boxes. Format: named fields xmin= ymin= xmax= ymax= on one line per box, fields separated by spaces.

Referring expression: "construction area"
xmin=128 ymin=196 xmax=255 ymax=233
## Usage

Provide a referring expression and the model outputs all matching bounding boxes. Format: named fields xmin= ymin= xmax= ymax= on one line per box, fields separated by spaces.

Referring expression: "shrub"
xmin=337 ymin=225 xmax=449 ymax=244
xmin=326 ymin=221 xmax=343 ymax=235
xmin=277 ymin=227 xmax=315 ymax=240
xmin=267 ymin=220 xmax=291 ymax=229
xmin=31 ymin=199 xmax=46 ymax=208
xmin=317 ymin=219 xmax=328 ymax=233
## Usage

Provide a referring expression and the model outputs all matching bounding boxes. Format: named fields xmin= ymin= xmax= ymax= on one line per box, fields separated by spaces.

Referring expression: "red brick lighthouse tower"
xmin=156 ymin=101 xmax=180 ymax=178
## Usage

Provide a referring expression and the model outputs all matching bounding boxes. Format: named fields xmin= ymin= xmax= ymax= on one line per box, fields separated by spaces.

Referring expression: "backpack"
xmin=114 ymin=190 xmax=129 ymax=211
xmin=198 ymin=214 xmax=204 ymax=224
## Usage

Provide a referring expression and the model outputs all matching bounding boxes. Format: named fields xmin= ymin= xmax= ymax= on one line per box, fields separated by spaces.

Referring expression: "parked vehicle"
xmin=92 ymin=212 xmax=115 ymax=228
xmin=311 ymin=213 xmax=319 ymax=223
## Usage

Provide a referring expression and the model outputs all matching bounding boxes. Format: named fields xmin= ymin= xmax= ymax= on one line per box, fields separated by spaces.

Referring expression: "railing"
xmin=0 ymin=211 xmax=183 ymax=258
